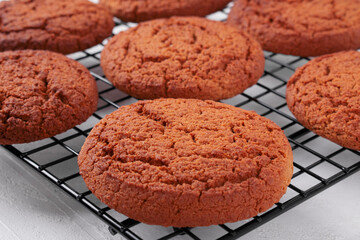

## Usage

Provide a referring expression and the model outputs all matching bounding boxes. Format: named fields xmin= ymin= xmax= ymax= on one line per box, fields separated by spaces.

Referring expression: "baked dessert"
xmin=286 ymin=50 xmax=360 ymax=150
xmin=227 ymin=0 xmax=360 ymax=56
xmin=0 ymin=50 xmax=98 ymax=145
xmin=101 ymin=17 xmax=265 ymax=100
xmin=99 ymin=0 xmax=231 ymax=22
xmin=0 ymin=0 xmax=114 ymax=54
xmin=78 ymin=98 xmax=293 ymax=227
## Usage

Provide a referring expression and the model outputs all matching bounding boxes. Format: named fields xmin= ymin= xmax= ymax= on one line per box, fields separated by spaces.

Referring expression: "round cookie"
xmin=99 ymin=0 xmax=231 ymax=22
xmin=78 ymin=98 xmax=293 ymax=227
xmin=0 ymin=50 xmax=98 ymax=145
xmin=0 ymin=0 xmax=114 ymax=54
xmin=227 ymin=0 xmax=360 ymax=57
xmin=286 ymin=51 xmax=360 ymax=150
xmin=101 ymin=17 xmax=265 ymax=100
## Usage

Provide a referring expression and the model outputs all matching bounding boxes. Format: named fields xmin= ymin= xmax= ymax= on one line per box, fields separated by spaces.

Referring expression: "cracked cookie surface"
xmin=78 ymin=98 xmax=293 ymax=227
xmin=0 ymin=50 xmax=98 ymax=144
xmin=101 ymin=17 xmax=264 ymax=100
xmin=99 ymin=0 xmax=231 ymax=22
xmin=0 ymin=0 xmax=114 ymax=54
xmin=286 ymin=51 xmax=360 ymax=150
xmin=227 ymin=0 xmax=360 ymax=56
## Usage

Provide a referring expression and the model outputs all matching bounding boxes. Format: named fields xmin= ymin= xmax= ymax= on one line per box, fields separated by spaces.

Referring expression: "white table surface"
xmin=0 ymin=147 xmax=359 ymax=240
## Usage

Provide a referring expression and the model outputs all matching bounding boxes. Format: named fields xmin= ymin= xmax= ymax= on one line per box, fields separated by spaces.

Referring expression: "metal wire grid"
xmin=2 ymin=3 xmax=360 ymax=240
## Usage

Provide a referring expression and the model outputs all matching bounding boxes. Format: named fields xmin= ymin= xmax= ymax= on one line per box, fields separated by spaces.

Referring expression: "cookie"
xmin=0 ymin=50 xmax=98 ymax=145
xmin=99 ymin=0 xmax=231 ymax=22
xmin=0 ymin=0 xmax=114 ymax=54
xmin=286 ymin=51 xmax=360 ymax=150
xmin=227 ymin=0 xmax=360 ymax=56
xmin=78 ymin=98 xmax=293 ymax=227
xmin=101 ymin=17 xmax=264 ymax=100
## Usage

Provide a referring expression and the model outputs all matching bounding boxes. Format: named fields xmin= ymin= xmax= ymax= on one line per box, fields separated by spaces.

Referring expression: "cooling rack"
xmin=2 ymin=2 xmax=360 ymax=240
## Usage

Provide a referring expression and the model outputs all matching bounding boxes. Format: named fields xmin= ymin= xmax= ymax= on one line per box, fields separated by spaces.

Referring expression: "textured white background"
xmin=1 ymin=147 xmax=360 ymax=240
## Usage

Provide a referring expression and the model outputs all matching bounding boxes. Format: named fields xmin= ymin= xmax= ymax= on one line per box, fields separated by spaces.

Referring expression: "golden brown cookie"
xmin=0 ymin=0 xmax=114 ymax=54
xmin=99 ymin=0 xmax=231 ymax=22
xmin=78 ymin=98 xmax=293 ymax=227
xmin=286 ymin=51 xmax=360 ymax=150
xmin=101 ymin=17 xmax=264 ymax=100
xmin=0 ymin=50 xmax=98 ymax=145
xmin=227 ymin=0 xmax=360 ymax=56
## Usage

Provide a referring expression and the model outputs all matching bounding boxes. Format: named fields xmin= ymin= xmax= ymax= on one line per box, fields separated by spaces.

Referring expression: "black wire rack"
xmin=2 ymin=3 xmax=360 ymax=240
